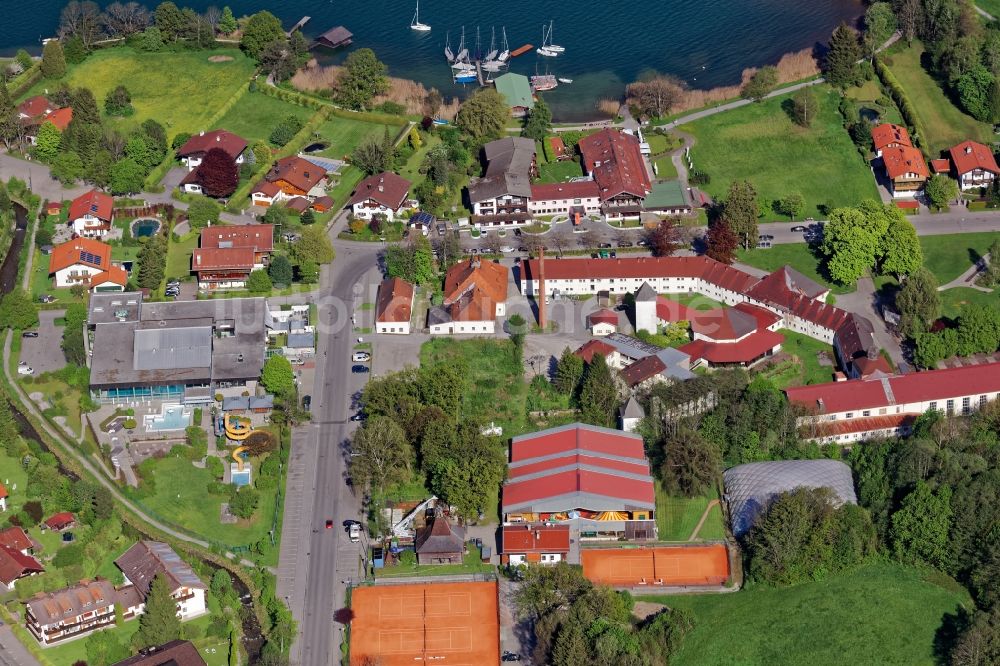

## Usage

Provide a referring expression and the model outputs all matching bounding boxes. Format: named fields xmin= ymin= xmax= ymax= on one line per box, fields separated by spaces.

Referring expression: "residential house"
xmin=311 ymin=195 xmax=335 ymax=213
xmin=176 ymin=130 xmax=248 ymax=172
xmin=17 ymin=96 xmax=72 ymax=144
xmin=573 ymin=338 xmax=621 ymax=367
xmin=493 ymin=72 xmax=535 ymax=117
xmin=115 ymin=541 xmax=207 ymax=620
xmin=501 ymin=524 xmax=570 ymax=565
xmin=527 ymin=181 xmax=601 ymax=218
xmin=251 ymin=156 xmax=328 ymax=207
xmin=586 ymin=308 xmax=619 ymax=336
xmin=48 ymin=238 xmax=114 ymax=288
xmin=786 ymin=362 xmax=1000 ymax=443
xmin=575 ymin=332 xmax=694 ymax=387
xmin=44 ymin=512 xmax=75 ymax=532
xmin=870 ymin=123 xmax=912 ymax=158
xmin=192 ymin=224 xmax=274 ymax=289
xmin=414 ymin=513 xmax=466 ymax=565
xmin=0 ymin=527 xmax=35 ymax=555
xmin=0 ymin=483 xmax=6 ymax=511
xmin=949 ymin=140 xmax=1000 ymax=191
xmin=578 ymin=128 xmax=652 ymax=220
xmin=348 ymin=172 xmax=414 ymax=221
xmin=880 ymin=144 xmax=928 ymax=197
xmin=110 ymin=640 xmax=208 ymax=666
xmin=642 ymin=180 xmax=692 ymax=215
xmin=68 ymin=189 xmax=114 ymax=238
xmin=428 ymin=258 xmax=509 ymax=334
xmin=502 ymin=423 xmax=657 ymax=540
xmin=25 ymin=579 xmax=122 ymax=645
xmin=89 ymin=266 xmax=129 ymax=293
xmin=0 ymin=545 xmax=43 ymax=590
xmin=467 ymin=137 xmax=537 ymax=226
xmin=375 ymin=277 xmax=414 ymax=334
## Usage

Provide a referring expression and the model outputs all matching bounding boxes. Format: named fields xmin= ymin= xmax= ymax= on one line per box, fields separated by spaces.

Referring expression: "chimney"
xmin=538 ymin=248 xmax=547 ymax=330
xmin=216 ymin=135 xmax=221 ymax=142
xmin=199 ymin=130 xmax=205 ymax=136
xmin=966 ymin=146 xmax=973 ymax=154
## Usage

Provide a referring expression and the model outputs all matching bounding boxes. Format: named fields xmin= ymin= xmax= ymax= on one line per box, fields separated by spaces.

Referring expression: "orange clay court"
xmin=350 ymin=581 xmax=499 ymax=666
xmin=582 ymin=544 xmax=730 ymax=587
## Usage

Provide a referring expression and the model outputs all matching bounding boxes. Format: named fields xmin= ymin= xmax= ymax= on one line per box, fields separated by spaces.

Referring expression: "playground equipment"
xmin=224 ymin=414 xmax=252 ymax=440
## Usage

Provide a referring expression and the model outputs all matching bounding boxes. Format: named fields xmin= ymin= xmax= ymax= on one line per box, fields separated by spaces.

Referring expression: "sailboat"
xmin=537 ymin=23 xmax=557 ymax=56
xmin=485 ymin=27 xmax=498 ymax=62
xmin=445 ymin=32 xmax=454 ymax=62
xmin=546 ymin=20 xmax=565 ymax=52
xmin=456 ymin=27 xmax=468 ymax=62
xmin=497 ymin=27 xmax=510 ymax=62
xmin=410 ymin=0 xmax=431 ymax=31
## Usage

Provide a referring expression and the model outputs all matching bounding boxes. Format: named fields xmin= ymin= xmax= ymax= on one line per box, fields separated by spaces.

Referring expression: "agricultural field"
xmin=20 ymin=47 xmax=256 ymax=143
xmin=680 ymin=85 xmax=879 ymax=220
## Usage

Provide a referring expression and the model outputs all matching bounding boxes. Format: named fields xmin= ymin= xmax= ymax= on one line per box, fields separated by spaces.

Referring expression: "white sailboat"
xmin=546 ymin=20 xmax=565 ymax=52
xmin=410 ymin=0 xmax=431 ymax=31
xmin=445 ymin=31 xmax=454 ymax=62
xmin=456 ymin=27 xmax=469 ymax=62
xmin=537 ymin=23 xmax=558 ymax=56
xmin=497 ymin=27 xmax=510 ymax=62
xmin=485 ymin=27 xmax=498 ymax=62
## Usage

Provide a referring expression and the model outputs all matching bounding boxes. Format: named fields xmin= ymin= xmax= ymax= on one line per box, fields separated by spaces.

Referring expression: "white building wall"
xmin=175 ymin=587 xmax=207 ymax=619
xmin=54 ymin=264 xmax=102 ymax=288
xmin=376 ymin=321 xmax=411 ymax=334
xmin=591 ymin=322 xmax=616 ymax=336
xmin=72 ymin=215 xmax=109 ymax=237
xmin=634 ymin=299 xmax=657 ymax=334
xmin=352 ymin=200 xmax=400 ymax=221
xmin=527 ymin=196 xmax=601 ymax=215
xmin=429 ymin=320 xmax=496 ymax=335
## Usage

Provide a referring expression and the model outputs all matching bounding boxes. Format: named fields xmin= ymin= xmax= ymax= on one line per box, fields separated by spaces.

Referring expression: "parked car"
xmin=513 ymin=228 xmax=523 ymax=237
xmin=500 ymin=246 xmax=514 ymax=253
xmin=637 ymin=240 xmax=648 ymax=247
xmin=502 ymin=652 xmax=522 ymax=662
xmin=21 ymin=331 xmax=38 ymax=338
xmin=352 ymin=365 xmax=370 ymax=374
xmin=325 ymin=519 xmax=334 ymax=529
xmin=617 ymin=241 xmax=633 ymax=247
xmin=16 ymin=365 xmax=33 ymax=376
xmin=789 ymin=225 xmax=806 ymax=232
xmin=302 ymin=395 xmax=312 ymax=411
xmin=469 ymin=248 xmax=478 ymax=254
xmin=437 ymin=224 xmax=447 ymax=236
xmin=598 ymin=243 xmax=613 ymax=249
xmin=352 ymin=352 xmax=371 ymax=362
xmin=610 ymin=250 xmax=617 ymax=258
xmin=39 ymin=295 xmax=55 ymax=303
xmin=348 ymin=523 xmax=362 ymax=542
xmin=350 ymin=412 xmax=365 ymax=422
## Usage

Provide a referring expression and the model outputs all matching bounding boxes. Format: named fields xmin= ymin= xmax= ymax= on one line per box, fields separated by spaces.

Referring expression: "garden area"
xmin=680 ymin=84 xmax=879 ymax=220
xmin=313 ymin=115 xmax=403 ymax=162
xmin=536 ymin=159 xmax=585 ymax=184
xmin=654 ymin=485 xmax=724 ymax=542
xmin=375 ymin=548 xmax=493 ymax=579
xmin=652 ymin=562 xmax=970 ymax=666
xmin=756 ymin=329 xmax=837 ymax=389
xmin=886 ymin=42 xmax=993 ymax=155
xmin=213 ymin=91 xmax=313 ymax=145
xmin=736 ymin=243 xmax=848 ymax=294
xmin=918 ymin=231 xmax=1000 ymax=284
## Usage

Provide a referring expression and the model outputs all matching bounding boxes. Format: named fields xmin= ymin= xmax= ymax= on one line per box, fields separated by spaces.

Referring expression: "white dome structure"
xmin=723 ymin=459 xmax=858 ymax=537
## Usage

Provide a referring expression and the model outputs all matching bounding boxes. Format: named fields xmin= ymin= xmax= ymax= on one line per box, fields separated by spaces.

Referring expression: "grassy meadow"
xmin=213 ymin=91 xmax=314 ymax=145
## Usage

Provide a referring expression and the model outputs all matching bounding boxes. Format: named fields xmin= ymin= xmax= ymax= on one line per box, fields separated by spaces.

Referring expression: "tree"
xmin=228 ymin=486 xmax=259 ymax=519
xmin=430 ymin=427 xmax=506 ymax=520
xmin=268 ymin=255 xmax=293 ymax=287
xmin=262 ymin=204 xmax=287 ymax=227
xmin=661 ymin=428 xmax=721 ymax=498
xmin=300 ymin=209 xmax=315 ymax=225
xmin=63 ymin=37 xmax=88 ymax=65
xmin=14 ymin=50 xmax=33 ymax=71
xmin=59 ymin=1 xmax=103 ymax=49
xmin=334 ymin=48 xmax=390 ymax=110
xmin=186 ymin=196 xmax=221 ymax=229
xmin=0 ymin=82 xmax=23 ymax=150
xmin=291 ymin=226 xmax=335 ymax=265
xmin=261 ymin=355 xmax=295 ymax=398
xmin=239 ymin=10 xmax=284 ymax=58
xmin=104 ymin=85 xmax=133 ymax=117
xmin=136 ymin=235 xmax=166 ymax=290
xmin=0 ymin=289 xmax=39 ymax=330
xmin=552 ymin=623 xmax=590 ymax=666
xmin=102 ymin=2 xmax=151 ymax=37
xmin=269 ymin=115 xmax=303 ymax=147
xmin=154 ymin=1 xmax=186 ymax=40
xmin=957 ymin=304 xmax=1000 ymax=356
xmin=925 ymin=173 xmax=959 ymax=210
xmin=826 ymin=23 xmax=861 ymax=88
xmin=247 ymin=269 xmax=272 ymax=293
xmin=724 ymin=180 xmax=758 ymax=248
xmin=522 ymin=97 xmax=552 ymax=141
xmin=198 ymin=147 xmax=239 ymax=198
xmin=579 ymin=354 xmax=620 ymax=428
xmin=218 ymin=6 xmax=238 ymax=34
xmin=554 ymin=347 xmax=585 ymax=395
xmin=298 ymin=260 xmax=319 ymax=284
xmin=741 ymin=66 xmax=778 ymax=102
xmin=251 ymin=141 xmax=271 ymax=170
xmin=34 ymin=122 xmax=63 ymax=162
xmin=705 ymin=219 xmax=739 ymax=264
xmin=951 ymin=608 xmax=1000 ymax=666
xmin=896 ymin=267 xmax=941 ymax=337
xmin=455 ymin=88 xmax=509 ymax=140
xmin=350 ymin=417 xmax=413 ymax=499
xmin=109 ymin=157 xmax=145 ymax=194
xmin=41 ymin=40 xmax=67 ymax=79
xmin=822 ymin=206 xmax=877 ymax=284
xmin=863 ymin=2 xmax=897 ymax=58
xmin=351 ymin=137 xmax=393 ymax=176
xmin=86 ymin=628 xmax=130 ymax=666
xmin=777 ymin=193 xmax=805 ymax=220
xmin=138 ymin=26 xmax=164 ymax=52
xmin=626 ymin=75 xmax=686 ymax=118
xmin=791 ymin=88 xmax=818 ymax=127
xmin=879 ymin=213 xmax=923 ymax=277
xmin=260 ymin=40 xmax=297 ymax=83
xmin=51 ymin=151 xmax=84 ymax=185
xmin=647 ymin=218 xmax=681 ymax=257
xmin=133 ymin=574 xmax=181 ymax=649
xmin=957 ymin=66 xmax=996 ymax=123
xmin=890 ymin=481 xmax=952 ymax=567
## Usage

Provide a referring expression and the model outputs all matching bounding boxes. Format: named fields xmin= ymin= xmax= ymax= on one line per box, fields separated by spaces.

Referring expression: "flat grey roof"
xmin=133 ymin=325 xmax=213 ymax=371
xmin=89 ymin=292 xmax=143 ymax=325
xmin=287 ymin=332 xmax=314 ymax=349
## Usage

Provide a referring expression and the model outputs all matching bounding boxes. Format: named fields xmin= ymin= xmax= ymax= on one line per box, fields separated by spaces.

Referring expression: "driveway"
xmin=836 ymin=276 xmax=908 ymax=372
xmin=19 ymin=310 xmax=66 ymax=375
xmin=0 ymin=623 xmax=40 ymax=666
xmin=498 ymin=578 xmax=535 ymax=664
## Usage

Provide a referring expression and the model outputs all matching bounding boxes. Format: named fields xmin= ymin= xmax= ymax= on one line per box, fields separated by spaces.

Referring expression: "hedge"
xmin=9 ymin=63 xmax=42 ymax=100
xmin=874 ymin=58 xmax=930 ymax=156
xmin=265 ymin=79 xmax=410 ymax=126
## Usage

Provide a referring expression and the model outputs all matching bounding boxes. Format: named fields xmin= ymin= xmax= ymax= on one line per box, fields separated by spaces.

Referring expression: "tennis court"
xmin=350 ymin=581 xmax=500 ymax=666
xmin=582 ymin=544 xmax=730 ymax=587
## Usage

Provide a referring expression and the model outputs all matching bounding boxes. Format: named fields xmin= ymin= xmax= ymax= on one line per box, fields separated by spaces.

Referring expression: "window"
xmin=929 ymin=401 xmax=937 ymax=411
xmin=862 ymin=410 xmax=871 ymax=417
xmin=947 ymin=399 xmax=955 ymax=415
xmin=879 ymin=408 xmax=887 ymax=415
xmin=981 ymin=395 xmax=988 ymax=408
xmin=845 ymin=412 xmax=853 ymax=419
xmin=963 ymin=397 xmax=971 ymax=415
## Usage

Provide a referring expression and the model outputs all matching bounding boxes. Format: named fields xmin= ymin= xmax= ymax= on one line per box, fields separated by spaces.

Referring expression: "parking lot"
xmin=18 ymin=309 xmax=67 ymax=375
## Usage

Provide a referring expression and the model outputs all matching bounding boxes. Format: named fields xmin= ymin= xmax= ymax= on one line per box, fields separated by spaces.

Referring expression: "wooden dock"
xmin=287 ymin=16 xmax=310 ymax=37
xmin=510 ymin=44 xmax=533 ymax=58
xmin=475 ymin=60 xmax=485 ymax=86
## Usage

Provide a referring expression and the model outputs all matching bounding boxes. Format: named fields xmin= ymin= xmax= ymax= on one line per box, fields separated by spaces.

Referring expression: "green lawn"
xmin=680 ymin=84 xmax=879 ymax=220
xmin=0 ymin=451 xmax=29 ymax=515
xmin=737 ymin=244 xmax=850 ymax=294
xmin=940 ymin=287 xmax=999 ymax=318
xmin=655 ymin=484 xmax=720 ymax=542
xmin=978 ymin=0 xmax=1000 ymax=18
xmin=19 ymin=374 xmax=83 ymax=436
xmin=314 ymin=116 xmax=403 ymax=161
xmin=376 ymin=549 xmax=492 ymax=579
xmin=21 ymin=47 xmax=256 ymax=143
xmin=536 ymin=160 xmax=585 ymax=184
xmin=919 ymin=231 xmax=1000 ymax=283
xmin=165 ymin=231 xmax=199 ymax=283
xmin=648 ymin=563 xmax=971 ymax=666
xmin=758 ymin=329 xmax=837 ymax=389
xmin=325 ymin=165 xmax=367 ymax=215
xmin=666 ymin=292 xmax=726 ymax=311
xmin=845 ymin=80 xmax=904 ymax=125
xmin=213 ymin=91 xmax=314 ymax=145
xmin=693 ymin=503 xmax=727 ymax=540
xmin=887 ymin=42 xmax=994 ymax=155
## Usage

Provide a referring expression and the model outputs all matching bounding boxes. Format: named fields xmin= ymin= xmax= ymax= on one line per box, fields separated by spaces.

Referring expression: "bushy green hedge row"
xmin=874 ymin=58 xmax=929 ymax=156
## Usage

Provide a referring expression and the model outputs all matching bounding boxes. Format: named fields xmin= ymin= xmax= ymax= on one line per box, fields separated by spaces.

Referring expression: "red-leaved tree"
xmin=198 ymin=147 xmax=239 ymax=198
xmin=705 ymin=219 xmax=739 ymax=265
xmin=647 ymin=218 xmax=682 ymax=257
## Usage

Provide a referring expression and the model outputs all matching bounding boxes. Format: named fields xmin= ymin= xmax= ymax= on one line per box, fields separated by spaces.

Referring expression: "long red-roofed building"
xmin=503 ymin=423 xmax=656 ymax=540
xmin=786 ymin=362 xmax=1000 ymax=443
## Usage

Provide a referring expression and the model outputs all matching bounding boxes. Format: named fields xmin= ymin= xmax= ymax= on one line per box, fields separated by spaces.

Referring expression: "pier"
xmin=475 ymin=60 xmax=485 ymax=86
xmin=287 ymin=16 xmax=311 ymax=37
xmin=510 ymin=44 xmax=533 ymax=58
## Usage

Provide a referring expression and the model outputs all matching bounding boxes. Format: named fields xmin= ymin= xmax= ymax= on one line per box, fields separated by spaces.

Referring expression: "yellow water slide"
xmin=224 ymin=413 xmax=252 ymax=440
xmin=233 ymin=446 xmax=249 ymax=471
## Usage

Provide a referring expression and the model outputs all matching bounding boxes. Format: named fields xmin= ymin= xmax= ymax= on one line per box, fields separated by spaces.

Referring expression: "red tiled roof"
xmin=930 ymin=158 xmax=951 ymax=174
xmin=0 ymin=527 xmax=32 ymax=552
xmin=882 ymin=145 xmax=928 ymax=179
xmin=502 ymin=524 xmax=570 ymax=553
xmin=680 ymin=329 xmax=784 ymax=364
xmin=509 ymin=453 xmax=652 ymax=479
xmin=252 ymin=181 xmax=281 ymax=197
xmin=444 ymin=258 xmax=508 ymax=305
xmin=17 ymin=96 xmax=52 ymax=119
xmin=266 ymin=156 xmax=326 ymax=193
xmin=45 ymin=107 xmax=72 ymax=131
xmin=529 ymin=180 xmax=600 ymax=201
xmin=176 ymin=130 xmax=248 ymax=161
xmin=950 ymin=140 xmax=1000 ymax=176
xmin=733 ymin=302 xmax=781 ymax=328
xmin=376 ymin=277 xmax=414 ymax=324
xmin=90 ymin=266 xmax=128 ymax=288
xmin=347 ymin=172 xmax=412 ymax=209
xmin=0 ymin=482 xmax=6 ymax=499
xmin=285 ymin=197 xmax=310 ymax=213
xmin=44 ymin=512 xmax=74 ymax=529
xmin=0 ymin=545 xmax=43 ymax=586
xmin=807 ymin=414 xmax=916 ymax=438
xmin=192 ymin=247 xmax=256 ymax=272
xmin=522 ymin=256 xmax=759 ymax=293
xmin=689 ymin=307 xmax=757 ymax=341
xmin=200 ymin=224 xmax=274 ymax=252
xmin=586 ymin=308 xmax=619 ymax=326
xmin=573 ymin=339 xmax=616 ymax=363
xmin=871 ymin=123 xmax=912 ymax=152
xmin=312 ymin=195 xmax=334 ymax=210
xmin=503 ymin=469 xmax=655 ymax=509
xmin=510 ymin=423 xmax=647 ymax=462
xmin=621 ymin=355 xmax=667 ymax=386
xmin=855 ymin=355 xmax=893 ymax=379
xmin=48 ymin=238 xmax=111 ymax=274
xmin=786 ymin=362 xmax=1000 ymax=414
xmin=577 ymin=129 xmax=651 ymax=201
xmin=68 ymin=189 xmax=113 ymax=224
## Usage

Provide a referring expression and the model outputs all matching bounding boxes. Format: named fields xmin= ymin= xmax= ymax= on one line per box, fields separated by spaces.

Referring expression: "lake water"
xmin=1 ymin=0 xmax=863 ymax=120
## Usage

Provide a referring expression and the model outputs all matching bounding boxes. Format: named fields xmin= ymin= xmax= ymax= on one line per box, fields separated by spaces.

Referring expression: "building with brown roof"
xmin=48 ymin=238 xmax=114 ymax=289
xmin=0 ymin=545 xmax=43 ymax=590
xmin=0 ymin=527 xmax=35 ymax=555
xmin=115 ymin=541 xmax=207 ymax=620
xmin=348 ymin=172 xmax=414 ymax=221
xmin=25 ymin=579 xmax=123 ymax=645
xmin=252 ymin=156 xmax=328 ymax=207
xmin=429 ymin=258 xmax=509 ymax=335
xmin=871 ymin=123 xmax=912 ymax=157
xmin=586 ymin=308 xmax=619 ymax=336
xmin=192 ymin=224 xmax=274 ymax=289
xmin=68 ymin=189 xmax=114 ymax=238
xmin=18 ymin=96 xmax=73 ymax=144
xmin=177 ymin=130 xmax=248 ymax=171
xmin=375 ymin=277 xmax=415 ymax=334
xmin=578 ymin=128 xmax=652 ymax=219
xmin=528 ymin=180 xmax=601 ymax=219
xmin=111 ymin=640 xmax=208 ymax=666
xmin=467 ymin=137 xmax=537 ymax=227
xmin=414 ymin=513 xmax=466 ymax=565
xmin=949 ymin=140 xmax=1000 ymax=191
xmin=501 ymin=524 xmax=571 ymax=565
xmin=880 ymin=144 xmax=928 ymax=198
xmin=43 ymin=512 xmax=75 ymax=531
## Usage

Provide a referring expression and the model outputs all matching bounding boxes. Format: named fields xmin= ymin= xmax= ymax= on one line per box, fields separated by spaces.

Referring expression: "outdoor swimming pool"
xmin=144 ymin=404 xmax=191 ymax=431
xmin=132 ymin=218 xmax=161 ymax=238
